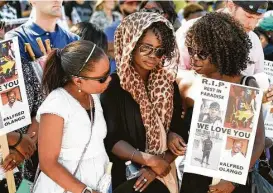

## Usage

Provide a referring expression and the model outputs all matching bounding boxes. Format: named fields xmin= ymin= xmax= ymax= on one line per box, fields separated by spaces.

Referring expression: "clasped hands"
xmin=134 ymin=131 xmax=187 ymax=192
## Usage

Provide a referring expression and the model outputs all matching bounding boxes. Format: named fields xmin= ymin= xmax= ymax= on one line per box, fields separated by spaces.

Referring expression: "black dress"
xmin=100 ymin=73 xmax=185 ymax=190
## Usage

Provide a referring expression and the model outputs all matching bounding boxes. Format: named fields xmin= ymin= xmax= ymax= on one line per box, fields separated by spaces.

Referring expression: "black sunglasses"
xmin=139 ymin=44 xmax=165 ymax=58
xmin=72 ymin=69 xmax=110 ymax=83
xmin=187 ymin=47 xmax=209 ymax=60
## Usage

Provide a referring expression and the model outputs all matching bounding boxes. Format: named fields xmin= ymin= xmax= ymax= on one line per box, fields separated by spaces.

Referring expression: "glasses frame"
xmin=138 ymin=44 xmax=165 ymax=58
xmin=72 ymin=69 xmax=110 ymax=83
xmin=187 ymin=47 xmax=209 ymax=60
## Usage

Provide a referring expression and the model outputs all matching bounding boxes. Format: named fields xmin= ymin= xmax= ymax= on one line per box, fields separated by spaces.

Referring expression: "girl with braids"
xmin=169 ymin=12 xmax=265 ymax=193
xmin=33 ymin=40 xmax=111 ymax=193
xmin=100 ymin=12 xmax=186 ymax=193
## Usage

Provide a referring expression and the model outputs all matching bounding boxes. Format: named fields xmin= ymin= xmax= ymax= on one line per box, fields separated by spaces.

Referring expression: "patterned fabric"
xmin=114 ymin=12 xmax=179 ymax=154
xmin=0 ymin=4 xmax=17 ymax=20
xmin=90 ymin=11 xmax=122 ymax=31
xmin=19 ymin=58 xmax=44 ymax=181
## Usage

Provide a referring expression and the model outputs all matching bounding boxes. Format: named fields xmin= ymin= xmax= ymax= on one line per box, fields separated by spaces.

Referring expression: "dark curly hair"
xmin=185 ymin=12 xmax=252 ymax=76
xmin=137 ymin=21 xmax=176 ymax=63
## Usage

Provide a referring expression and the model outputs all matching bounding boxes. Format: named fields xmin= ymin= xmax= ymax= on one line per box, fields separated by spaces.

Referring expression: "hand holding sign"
xmin=167 ymin=131 xmax=187 ymax=156
xmin=2 ymin=149 xmax=24 ymax=172
xmin=264 ymin=85 xmax=273 ymax=103
xmin=14 ymin=133 xmax=36 ymax=160
xmin=208 ymin=180 xmax=235 ymax=193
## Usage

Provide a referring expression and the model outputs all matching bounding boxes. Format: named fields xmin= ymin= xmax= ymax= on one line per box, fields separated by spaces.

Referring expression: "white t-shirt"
xmin=222 ymin=149 xmax=246 ymax=162
xmin=176 ymin=15 xmax=269 ymax=89
xmin=2 ymin=100 xmax=25 ymax=117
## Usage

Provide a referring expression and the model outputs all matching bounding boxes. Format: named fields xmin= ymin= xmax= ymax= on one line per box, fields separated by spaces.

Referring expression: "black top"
xmin=64 ymin=1 xmax=93 ymax=22
xmin=86 ymin=107 xmax=95 ymax=121
xmin=100 ymin=73 xmax=185 ymax=189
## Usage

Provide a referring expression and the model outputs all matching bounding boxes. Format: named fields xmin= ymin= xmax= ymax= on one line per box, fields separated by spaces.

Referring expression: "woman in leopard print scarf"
xmin=102 ymin=11 xmax=184 ymax=193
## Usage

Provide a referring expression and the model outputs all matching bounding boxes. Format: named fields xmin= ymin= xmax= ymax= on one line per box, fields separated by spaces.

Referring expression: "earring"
xmin=77 ymin=84 xmax=81 ymax=93
xmin=129 ymin=53 xmax=133 ymax=64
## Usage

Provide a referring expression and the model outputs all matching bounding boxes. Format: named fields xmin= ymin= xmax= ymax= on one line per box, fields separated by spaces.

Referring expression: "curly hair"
xmin=185 ymin=12 xmax=252 ymax=76
xmin=137 ymin=21 xmax=176 ymax=63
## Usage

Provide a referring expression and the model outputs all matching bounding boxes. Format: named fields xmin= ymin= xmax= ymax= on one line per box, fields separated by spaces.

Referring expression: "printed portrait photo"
xmin=191 ymin=129 xmax=223 ymax=170
xmin=198 ymin=99 xmax=223 ymax=127
xmin=224 ymin=85 xmax=259 ymax=132
xmin=222 ymin=137 xmax=248 ymax=162
xmin=265 ymin=105 xmax=273 ymax=123
xmin=1 ymin=86 xmax=24 ymax=117
xmin=0 ymin=40 xmax=18 ymax=84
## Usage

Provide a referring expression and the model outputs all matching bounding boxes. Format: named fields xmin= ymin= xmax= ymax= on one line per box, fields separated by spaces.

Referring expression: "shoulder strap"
xmin=240 ymin=76 xmax=256 ymax=86
xmin=240 ymin=76 xmax=247 ymax=85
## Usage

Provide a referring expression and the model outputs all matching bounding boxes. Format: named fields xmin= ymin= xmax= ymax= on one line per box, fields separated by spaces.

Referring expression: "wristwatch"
xmin=82 ymin=187 xmax=93 ymax=193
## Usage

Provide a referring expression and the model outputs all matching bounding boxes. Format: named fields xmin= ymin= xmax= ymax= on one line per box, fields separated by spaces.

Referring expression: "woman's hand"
xmin=15 ymin=133 xmax=36 ymax=159
xmin=1 ymin=149 xmax=24 ymax=172
xmin=167 ymin=132 xmax=187 ymax=156
xmin=208 ymin=180 xmax=235 ymax=193
xmin=148 ymin=155 xmax=171 ymax=177
xmin=264 ymin=86 xmax=273 ymax=103
xmin=134 ymin=167 xmax=156 ymax=192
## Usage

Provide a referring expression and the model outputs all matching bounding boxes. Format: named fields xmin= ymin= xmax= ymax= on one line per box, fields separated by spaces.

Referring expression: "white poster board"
xmin=263 ymin=60 xmax=273 ymax=138
xmin=0 ymin=38 xmax=31 ymax=136
xmin=184 ymin=77 xmax=263 ymax=185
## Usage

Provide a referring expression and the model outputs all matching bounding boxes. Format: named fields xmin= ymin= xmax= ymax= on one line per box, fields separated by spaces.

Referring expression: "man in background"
xmin=104 ymin=0 xmax=139 ymax=73
xmin=6 ymin=0 xmax=79 ymax=61
xmin=176 ymin=1 xmax=270 ymax=89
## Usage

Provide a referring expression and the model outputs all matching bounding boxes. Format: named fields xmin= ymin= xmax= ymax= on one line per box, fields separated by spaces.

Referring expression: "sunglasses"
xmin=141 ymin=7 xmax=164 ymax=15
xmin=139 ymin=44 xmax=165 ymax=58
xmin=187 ymin=47 xmax=209 ymax=60
xmin=72 ymin=69 xmax=110 ymax=83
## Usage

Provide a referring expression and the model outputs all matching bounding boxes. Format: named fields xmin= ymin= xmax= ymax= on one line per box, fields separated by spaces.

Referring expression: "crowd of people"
xmin=0 ymin=0 xmax=273 ymax=193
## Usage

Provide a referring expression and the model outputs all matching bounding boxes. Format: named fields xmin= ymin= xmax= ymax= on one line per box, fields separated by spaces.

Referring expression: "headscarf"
xmin=114 ymin=11 xmax=179 ymax=154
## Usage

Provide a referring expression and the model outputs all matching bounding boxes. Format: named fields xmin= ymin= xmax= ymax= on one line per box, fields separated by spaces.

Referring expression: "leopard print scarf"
xmin=114 ymin=12 xmax=179 ymax=154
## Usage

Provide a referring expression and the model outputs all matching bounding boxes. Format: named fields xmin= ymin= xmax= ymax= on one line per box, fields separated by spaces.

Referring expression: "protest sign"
xmin=263 ymin=60 xmax=273 ymax=138
xmin=0 ymin=38 xmax=31 ymax=136
xmin=0 ymin=18 xmax=28 ymax=40
xmin=184 ymin=77 xmax=263 ymax=185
